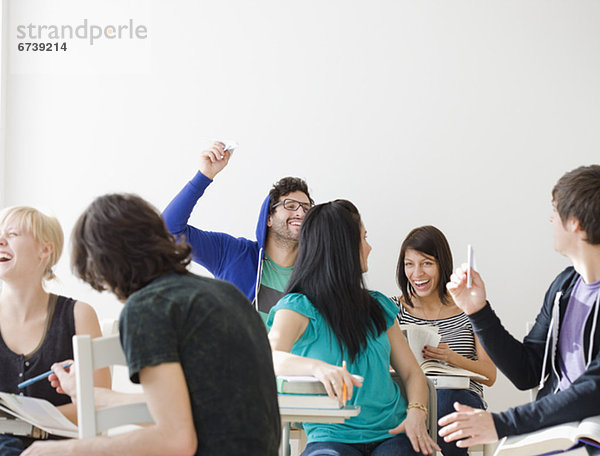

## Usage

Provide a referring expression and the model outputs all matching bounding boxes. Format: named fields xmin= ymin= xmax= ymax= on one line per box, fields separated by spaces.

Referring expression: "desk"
xmin=279 ymin=405 xmax=360 ymax=456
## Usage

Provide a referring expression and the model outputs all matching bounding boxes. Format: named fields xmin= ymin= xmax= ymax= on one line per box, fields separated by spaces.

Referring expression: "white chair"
xmin=73 ymin=334 xmax=154 ymax=438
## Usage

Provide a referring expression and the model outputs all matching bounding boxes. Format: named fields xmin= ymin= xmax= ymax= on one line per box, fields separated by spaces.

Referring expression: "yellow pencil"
xmin=342 ymin=360 xmax=347 ymax=405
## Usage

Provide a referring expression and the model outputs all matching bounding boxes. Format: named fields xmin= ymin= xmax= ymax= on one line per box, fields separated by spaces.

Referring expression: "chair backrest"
xmin=73 ymin=334 xmax=154 ymax=438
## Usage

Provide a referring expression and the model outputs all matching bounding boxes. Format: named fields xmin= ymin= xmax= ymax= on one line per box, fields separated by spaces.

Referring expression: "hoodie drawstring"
xmin=253 ymin=247 xmax=264 ymax=312
xmin=539 ymin=292 xmax=561 ymax=391
xmin=539 ymin=290 xmax=600 ymax=391
xmin=585 ymin=292 xmax=600 ymax=369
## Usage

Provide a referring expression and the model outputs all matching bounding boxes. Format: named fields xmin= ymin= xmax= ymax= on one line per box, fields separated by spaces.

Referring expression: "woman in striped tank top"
xmin=392 ymin=226 xmax=496 ymax=456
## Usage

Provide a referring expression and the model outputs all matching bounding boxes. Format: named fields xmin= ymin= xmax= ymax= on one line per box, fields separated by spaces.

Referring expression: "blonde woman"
xmin=0 ymin=207 xmax=110 ymax=454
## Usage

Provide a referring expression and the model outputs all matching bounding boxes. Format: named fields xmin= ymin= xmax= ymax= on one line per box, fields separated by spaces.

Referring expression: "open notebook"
xmin=0 ymin=392 xmax=77 ymax=438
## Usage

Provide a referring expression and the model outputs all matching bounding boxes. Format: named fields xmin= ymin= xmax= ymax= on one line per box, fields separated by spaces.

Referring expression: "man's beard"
xmin=269 ymin=216 xmax=300 ymax=247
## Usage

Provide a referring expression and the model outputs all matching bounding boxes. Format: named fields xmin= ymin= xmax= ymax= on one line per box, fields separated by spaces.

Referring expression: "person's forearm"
xmin=93 ymin=387 xmax=145 ymax=409
xmin=162 ymin=171 xmax=211 ymax=234
xmin=26 ymin=424 xmax=196 ymax=456
xmin=448 ymin=354 xmax=496 ymax=386
xmin=272 ymin=350 xmax=322 ymax=376
xmin=470 ymin=303 xmax=543 ymax=389
xmin=402 ymin=368 xmax=429 ymax=406
xmin=56 ymin=403 xmax=77 ymax=424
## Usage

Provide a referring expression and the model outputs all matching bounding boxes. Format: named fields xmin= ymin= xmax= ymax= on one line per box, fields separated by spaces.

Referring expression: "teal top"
xmin=267 ymin=291 xmax=408 ymax=444
xmin=258 ymin=253 xmax=294 ymax=325
xmin=261 ymin=253 xmax=293 ymax=292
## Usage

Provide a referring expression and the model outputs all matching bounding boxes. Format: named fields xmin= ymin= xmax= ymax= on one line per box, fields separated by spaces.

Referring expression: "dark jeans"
xmin=0 ymin=434 xmax=26 ymax=456
xmin=436 ymin=389 xmax=484 ymax=456
xmin=585 ymin=443 xmax=600 ymax=455
xmin=301 ymin=434 xmax=419 ymax=456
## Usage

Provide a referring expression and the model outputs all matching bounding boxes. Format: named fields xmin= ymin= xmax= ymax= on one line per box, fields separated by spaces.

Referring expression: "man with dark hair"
xmin=438 ymin=165 xmax=600 ymax=452
xmin=163 ymin=142 xmax=314 ymax=317
xmin=24 ymin=193 xmax=281 ymax=456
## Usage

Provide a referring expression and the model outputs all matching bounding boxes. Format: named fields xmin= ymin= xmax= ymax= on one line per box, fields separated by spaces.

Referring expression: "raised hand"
xmin=446 ymin=264 xmax=487 ymax=315
xmin=199 ymin=141 xmax=232 ymax=180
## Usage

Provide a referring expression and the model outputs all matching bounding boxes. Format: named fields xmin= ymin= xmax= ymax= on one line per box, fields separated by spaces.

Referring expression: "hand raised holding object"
xmin=199 ymin=141 xmax=232 ymax=180
xmin=446 ymin=264 xmax=487 ymax=315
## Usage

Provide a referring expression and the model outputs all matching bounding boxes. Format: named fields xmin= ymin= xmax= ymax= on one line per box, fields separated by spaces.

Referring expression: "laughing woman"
xmin=0 ymin=207 xmax=110 ymax=455
xmin=393 ymin=225 xmax=496 ymax=456
xmin=268 ymin=200 xmax=439 ymax=456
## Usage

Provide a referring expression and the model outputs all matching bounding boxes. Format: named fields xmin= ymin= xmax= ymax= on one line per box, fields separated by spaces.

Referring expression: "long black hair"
xmin=285 ymin=199 xmax=386 ymax=362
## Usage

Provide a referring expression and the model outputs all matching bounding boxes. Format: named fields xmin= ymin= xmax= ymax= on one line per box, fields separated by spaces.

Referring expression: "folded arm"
xmin=269 ymin=308 xmax=361 ymax=401
xmin=25 ymin=363 xmax=197 ymax=456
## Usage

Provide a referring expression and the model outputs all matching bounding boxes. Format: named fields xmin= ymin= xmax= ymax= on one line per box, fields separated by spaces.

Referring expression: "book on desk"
xmin=421 ymin=361 xmax=487 ymax=383
xmin=277 ymin=375 xmax=364 ymax=409
xmin=278 ymin=393 xmax=342 ymax=409
xmin=493 ymin=415 xmax=600 ymax=456
xmin=427 ymin=375 xmax=470 ymax=389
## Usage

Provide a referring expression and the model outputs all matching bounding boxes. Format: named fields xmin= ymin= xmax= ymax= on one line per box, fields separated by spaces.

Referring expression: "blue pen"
xmin=17 ymin=363 xmax=73 ymax=389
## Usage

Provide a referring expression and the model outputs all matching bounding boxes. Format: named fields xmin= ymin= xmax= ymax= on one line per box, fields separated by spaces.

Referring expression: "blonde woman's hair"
xmin=0 ymin=206 xmax=64 ymax=281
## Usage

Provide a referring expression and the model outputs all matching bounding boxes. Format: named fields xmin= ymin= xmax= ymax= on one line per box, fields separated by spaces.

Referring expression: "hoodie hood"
xmin=255 ymin=194 xmax=271 ymax=251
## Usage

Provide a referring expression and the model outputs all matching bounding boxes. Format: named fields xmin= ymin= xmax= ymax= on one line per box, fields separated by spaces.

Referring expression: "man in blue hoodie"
xmin=162 ymin=141 xmax=314 ymax=318
xmin=438 ymin=164 xmax=600 ymax=453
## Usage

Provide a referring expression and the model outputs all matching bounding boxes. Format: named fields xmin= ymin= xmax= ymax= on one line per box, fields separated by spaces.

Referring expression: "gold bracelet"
xmin=407 ymin=402 xmax=428 ymax=416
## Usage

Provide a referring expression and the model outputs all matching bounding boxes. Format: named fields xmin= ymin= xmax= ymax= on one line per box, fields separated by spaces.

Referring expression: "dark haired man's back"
xmin=120 ymin=272 xmax=281 ymax=455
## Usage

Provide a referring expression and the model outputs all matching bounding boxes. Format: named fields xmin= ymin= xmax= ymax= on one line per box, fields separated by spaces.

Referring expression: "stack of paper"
xmin=399 ymin=324 xmax=441 ymax=365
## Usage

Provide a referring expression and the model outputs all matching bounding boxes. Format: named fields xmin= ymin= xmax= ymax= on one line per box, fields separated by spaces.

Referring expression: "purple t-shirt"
xmin=558 ymin=277 xmax=600 ymax=390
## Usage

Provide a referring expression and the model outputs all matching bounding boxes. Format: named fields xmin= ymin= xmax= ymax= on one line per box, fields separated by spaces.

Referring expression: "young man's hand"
xmin=446 ymin=265 xmax=487 ymax=315
xmin=438 ymin=402 xmax=498 ymax=447
xmin=199 ymin=141 xmax=232 ymax=180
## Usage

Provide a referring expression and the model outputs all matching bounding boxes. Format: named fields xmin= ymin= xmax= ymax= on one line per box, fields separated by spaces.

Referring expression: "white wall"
xmin=3 ymin=0 xmax=600 ymax=413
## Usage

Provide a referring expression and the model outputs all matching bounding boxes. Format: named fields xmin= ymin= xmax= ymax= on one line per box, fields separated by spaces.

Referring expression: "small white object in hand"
xmin=220 ymin=140 xmax=238 ymax=154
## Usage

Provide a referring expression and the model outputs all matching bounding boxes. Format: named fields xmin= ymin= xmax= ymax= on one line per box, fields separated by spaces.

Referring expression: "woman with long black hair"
xmin=268 ymin=200 xmax=439 ymax=456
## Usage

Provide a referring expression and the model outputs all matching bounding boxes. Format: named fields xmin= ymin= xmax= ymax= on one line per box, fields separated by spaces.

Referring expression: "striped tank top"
xmin=391 ymin=296 xmax=484 ymax=399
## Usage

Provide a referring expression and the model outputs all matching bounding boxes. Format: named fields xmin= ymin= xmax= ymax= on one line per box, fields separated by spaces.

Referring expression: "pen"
xmin=342 ymin=360 xmax=347 ymax=406
xmin=17 ymin=363 xmax=73 ymax=389
xmin=466 ymin=244 xmax=473 ymax=289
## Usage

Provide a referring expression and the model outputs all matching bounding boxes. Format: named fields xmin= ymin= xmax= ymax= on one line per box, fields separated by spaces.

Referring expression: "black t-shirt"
xmin=119 ymin=272 xmax=281 ymax=456
xmin=0 ymin=294 xmax=75 ymax=406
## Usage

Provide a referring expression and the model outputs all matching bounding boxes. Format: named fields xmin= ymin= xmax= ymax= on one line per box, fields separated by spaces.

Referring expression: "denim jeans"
xmin=301 ymin=434 xmax=419 ymax=456
xmin=0 ymin=434 xmax=26 ymax=456
xmin=585 ymin=443 xmax=600 ymax=455
xmin=436 ymin=389 xmax=484 ymax=456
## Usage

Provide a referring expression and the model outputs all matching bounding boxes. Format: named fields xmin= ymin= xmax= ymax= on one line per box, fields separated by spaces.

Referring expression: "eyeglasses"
xmin=272 ymin=199 xmax=313 ymax=213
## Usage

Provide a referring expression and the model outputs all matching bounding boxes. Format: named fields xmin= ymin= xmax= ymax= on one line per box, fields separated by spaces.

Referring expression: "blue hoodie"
xmin=162 ymin=171 xmax=270 ymax=305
